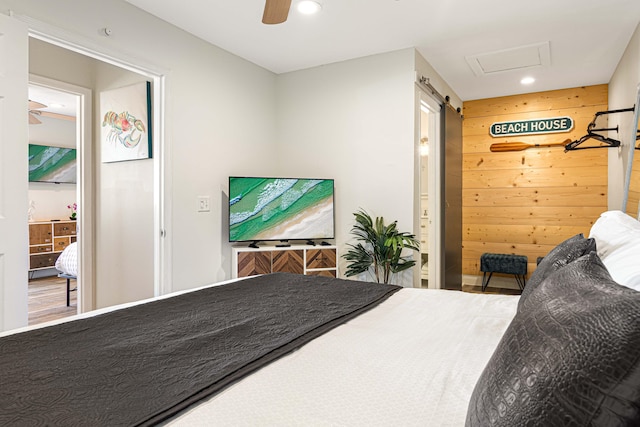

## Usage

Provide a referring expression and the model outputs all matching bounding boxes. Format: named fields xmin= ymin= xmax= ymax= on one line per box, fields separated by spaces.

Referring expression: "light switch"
xmin=197 ymin=196 xmax=210 ymax=212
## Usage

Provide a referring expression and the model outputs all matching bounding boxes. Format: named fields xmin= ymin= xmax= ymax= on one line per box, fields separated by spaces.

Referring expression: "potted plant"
xmin=68 ymin=202 xmax=77 ymax=220
xmin=343 ymin=209 xmax=420 ymax=284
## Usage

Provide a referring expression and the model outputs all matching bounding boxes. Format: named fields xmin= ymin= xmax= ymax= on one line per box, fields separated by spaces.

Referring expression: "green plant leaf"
xmin=342 ymin=209 xmax=420 ymax=284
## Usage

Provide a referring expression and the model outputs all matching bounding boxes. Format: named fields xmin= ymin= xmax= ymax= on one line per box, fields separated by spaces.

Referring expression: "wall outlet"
xmin=197 ymin=196 xmax=210 ymax=212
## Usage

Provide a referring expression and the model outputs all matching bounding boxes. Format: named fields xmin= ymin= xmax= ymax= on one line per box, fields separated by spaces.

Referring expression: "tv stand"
xmin=248 ymin=241 xmax=260 ymax=249
xmin=232 ymin=244 xmax=337 ymax=279
xmin=305 ymin=239 xmax=317 ymax=246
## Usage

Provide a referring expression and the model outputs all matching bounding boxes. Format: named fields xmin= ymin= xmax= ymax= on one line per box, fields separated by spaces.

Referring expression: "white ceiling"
xmin=124 ymin=0 xmax=640 ymax=101
xmin=28 ymin=85 xmax=77 ymax=117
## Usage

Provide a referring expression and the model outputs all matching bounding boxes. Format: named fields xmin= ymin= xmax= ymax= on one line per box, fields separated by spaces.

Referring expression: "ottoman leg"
xmin=481 ymin=272 xmax=493 ymax=292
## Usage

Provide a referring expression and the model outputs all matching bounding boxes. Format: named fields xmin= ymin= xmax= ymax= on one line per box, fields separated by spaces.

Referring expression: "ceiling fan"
xmin=262 ymin=0 xmax=292 ymax=25
xmin=28 ymin=100 xmax=75 ymax=125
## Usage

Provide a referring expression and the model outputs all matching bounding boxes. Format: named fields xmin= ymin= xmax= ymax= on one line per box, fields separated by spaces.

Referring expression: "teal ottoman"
xmin=480 ymin=253 xmax=527 ymax=292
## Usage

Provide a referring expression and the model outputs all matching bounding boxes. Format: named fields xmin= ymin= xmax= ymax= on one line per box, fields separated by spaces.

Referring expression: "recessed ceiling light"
xmin=521 ymin=76 xmax=535 ymax=85
xmin=298 ymin=0 xmax=322 ymax=15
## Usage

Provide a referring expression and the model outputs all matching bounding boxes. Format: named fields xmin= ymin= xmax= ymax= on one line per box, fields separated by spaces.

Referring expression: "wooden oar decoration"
xmin=489 ymin=139 xmax=572 ymax=152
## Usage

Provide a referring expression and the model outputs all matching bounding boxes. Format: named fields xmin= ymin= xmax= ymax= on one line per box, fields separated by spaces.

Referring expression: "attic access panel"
xmin=465 ymin=42 xmax=551 ymax=76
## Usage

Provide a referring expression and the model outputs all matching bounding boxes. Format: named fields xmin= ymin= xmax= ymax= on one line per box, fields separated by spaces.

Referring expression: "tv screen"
xmin=229 ymin=177 xmax=335 ymax=243
xmin=28 ymin=144 xmax=77 ymax=184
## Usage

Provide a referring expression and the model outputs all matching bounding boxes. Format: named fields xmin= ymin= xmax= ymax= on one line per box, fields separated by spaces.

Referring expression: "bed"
xmin=2 ymin=210 xmax=640 ymax=426
xmin=55 ymin=241 xmax=78 ymax=278
xmin=54 ymin=241 xmax=78 ymax=306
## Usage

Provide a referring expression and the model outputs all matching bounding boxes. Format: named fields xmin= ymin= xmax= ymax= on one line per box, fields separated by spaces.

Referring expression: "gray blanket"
xmin=0 ymin=273 xmax=400 ymax=426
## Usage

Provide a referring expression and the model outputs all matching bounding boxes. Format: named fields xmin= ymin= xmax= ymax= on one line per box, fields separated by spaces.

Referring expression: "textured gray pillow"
xmin=518 ymin=233 xmax=596 ymax=310
xmin=466 ymin=252 xmax=640 ymax=426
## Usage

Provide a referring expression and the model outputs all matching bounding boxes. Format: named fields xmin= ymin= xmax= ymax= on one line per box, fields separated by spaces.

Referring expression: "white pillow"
xmin=589 ymin=210 xmax=640 ymax=290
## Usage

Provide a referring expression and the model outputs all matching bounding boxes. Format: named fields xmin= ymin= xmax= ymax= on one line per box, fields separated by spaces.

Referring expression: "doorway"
xmin=0 ymin=12 xmax=167 ymax=332
xmin=418 ymin=91 xmax=442 ymax=288
xmin=26 ymin=32 xmax=165 ymax=311
xmin=416 ymin=89 xmax=463 ymax=290
xmin=27 ymin=80 xmax=86 ymax=324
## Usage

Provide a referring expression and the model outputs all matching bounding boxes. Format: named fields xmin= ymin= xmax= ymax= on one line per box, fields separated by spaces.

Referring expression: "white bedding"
xmin=55 ymin=241 xmax=78 ymax=277
xmin=4 ymin=277 xmax=517 ymax=425
xmin=168 ymin=288 xmax=518 ymax=426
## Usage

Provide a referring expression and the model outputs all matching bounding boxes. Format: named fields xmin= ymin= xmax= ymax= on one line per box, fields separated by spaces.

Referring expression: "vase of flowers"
xmin=68 ymin=202 xmax=77 ymax=220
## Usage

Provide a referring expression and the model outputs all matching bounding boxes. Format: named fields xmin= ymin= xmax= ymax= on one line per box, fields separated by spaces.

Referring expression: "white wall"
xmin=414 ymin=51 xmax=462 ymax=111
xmin=94 ymin=66 xmax=155 ymax=307
xmin=608 ymin=22 xmax=640 ymax=209
xmin=168 ymin=30 xmax=279 ymax=289
xmin=275 ymin=49 xmax=418 ymax=286
xmin=28 ymin=184 xmax=76 ymax=221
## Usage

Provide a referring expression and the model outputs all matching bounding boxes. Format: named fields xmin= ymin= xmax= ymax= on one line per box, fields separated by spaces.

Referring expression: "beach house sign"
xmin=490 ymin=116 xmax=574 ymax=137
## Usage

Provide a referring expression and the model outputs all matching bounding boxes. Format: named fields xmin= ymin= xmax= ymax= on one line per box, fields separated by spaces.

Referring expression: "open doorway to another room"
xmin=418 ymin=92 xmax=441 ymax=289
xmin=26 ymin=31 xmax=164 ymax=320
xmin=0 ymin=15 xmax=167 ymax=331
xmin=419 ymin=105 xmax=430 ymax=288
xmin=27 ymin=83 xmax=81 ymax=325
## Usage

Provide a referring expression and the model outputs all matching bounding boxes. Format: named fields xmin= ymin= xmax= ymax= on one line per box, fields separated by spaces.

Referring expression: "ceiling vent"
xmin=465 ymin=41 xmax=551 ymax=77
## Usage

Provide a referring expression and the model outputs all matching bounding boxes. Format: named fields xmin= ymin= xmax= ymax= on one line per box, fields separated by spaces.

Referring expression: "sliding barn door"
xmin=442 ymin=105 xmax=462 ymax=290
xmin=0 ymin=13 xmax=29 ymax=331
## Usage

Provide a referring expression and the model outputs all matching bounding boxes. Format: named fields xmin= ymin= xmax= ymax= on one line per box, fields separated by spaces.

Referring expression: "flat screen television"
xmin=28 ymin=144 xmax=77 ymax=184
xmin=229 ymin=177 xmax=335 ymax=243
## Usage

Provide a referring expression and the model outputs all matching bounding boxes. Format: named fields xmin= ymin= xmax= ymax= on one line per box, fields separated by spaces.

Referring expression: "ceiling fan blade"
xmin=29 ymin=100 xmax=47 ymax=110
xmin=39 ymin=111 xmax=76 ymax=122
xmin=262 ymin=0 xmax=292 ymax=24
xmin=29 ymin=113 xmax=42 ymax=125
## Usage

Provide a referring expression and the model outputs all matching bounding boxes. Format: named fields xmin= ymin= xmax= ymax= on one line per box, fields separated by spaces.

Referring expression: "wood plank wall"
xmin=462 ymin=85 xmax=609 ymax=277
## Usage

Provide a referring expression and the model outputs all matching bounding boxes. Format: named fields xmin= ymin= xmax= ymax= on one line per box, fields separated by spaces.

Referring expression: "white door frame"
xmin=29 ymin=75 xmax=93 ymax=312
xmin=16 ymin=14 xmax=171 ymax=300
xmin=0 ymin=13 xmax=29 ymax=332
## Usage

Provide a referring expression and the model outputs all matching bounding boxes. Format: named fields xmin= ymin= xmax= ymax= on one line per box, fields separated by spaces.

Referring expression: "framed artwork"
xmin=100 ymin=81 xmax=152 ymax=163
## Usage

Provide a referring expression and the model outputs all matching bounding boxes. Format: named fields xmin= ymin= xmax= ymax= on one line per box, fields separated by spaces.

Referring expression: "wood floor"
xmin=461 ymin=284 xmax=522 ymax=295
xmin=28 ymin=276 xmax=77 ymax=326
xmin=421 ymin=279 xmax=522 ymax=295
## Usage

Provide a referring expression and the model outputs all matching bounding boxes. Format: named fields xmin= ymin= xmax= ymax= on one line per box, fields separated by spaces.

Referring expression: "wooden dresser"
xmin=29 ymin=220 xmax=77 ymax=272
xmin=232 ymin=245 xmax=338 ymax=279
